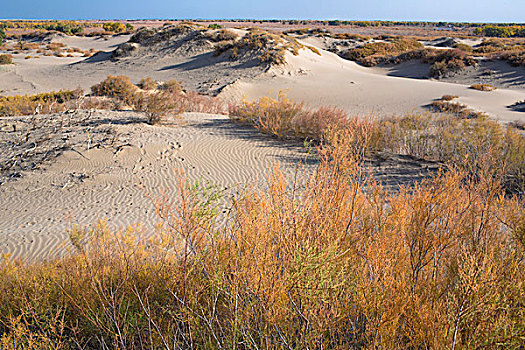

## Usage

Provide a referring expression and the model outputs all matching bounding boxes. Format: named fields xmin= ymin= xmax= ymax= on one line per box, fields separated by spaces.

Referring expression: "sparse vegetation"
xmin=0 ymin=89 xmax=84 ymax=116
xmin=213 ymin=29 xmax=310 ymax=65
xmin=90 ymin=76 xmax=224 ymax=122
xmin=470 ymin=83 xmax=497 ymax=91
xmin=342 ymin=38 xmax=424 ymax=66
xmin=230 ymin=93 xmax=524 ymax=193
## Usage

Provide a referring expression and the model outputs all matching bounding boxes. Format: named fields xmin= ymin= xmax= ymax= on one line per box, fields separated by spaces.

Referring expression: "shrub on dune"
xmin=90 ymin=75 xmax=138 ymax=102
xmin=0 ymin=54 xmax=13 ymax=65
xmin=470 ymin=83 xmax=497 ymax=91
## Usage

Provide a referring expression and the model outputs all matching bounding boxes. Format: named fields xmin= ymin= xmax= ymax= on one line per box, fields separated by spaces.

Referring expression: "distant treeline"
xmin=0 ymin=20 xmax=133 ymax=35
xmin=475 ymin=25 xmax=525 ymax=37
xmin=197 ymin=19 xmax=525 ymax=29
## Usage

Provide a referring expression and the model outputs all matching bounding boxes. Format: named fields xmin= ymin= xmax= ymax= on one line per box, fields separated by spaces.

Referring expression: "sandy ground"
xmin=0 ymin=111 xmax=314 ymax=260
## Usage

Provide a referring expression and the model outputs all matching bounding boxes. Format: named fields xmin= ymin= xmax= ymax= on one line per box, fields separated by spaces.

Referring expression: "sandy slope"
xmin=0 ymin=35 xmax=131 ymax=96
xmin=220 ymin=47 xmax=525 ymax=123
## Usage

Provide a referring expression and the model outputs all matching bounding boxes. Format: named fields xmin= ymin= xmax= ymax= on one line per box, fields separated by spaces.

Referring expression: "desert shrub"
xmin=343 ymin=39 xmax=423 ymax=66
xmin=509 ymin=119 xmax=525 ymax=130
xmin=46 ymin=42 xmax=66 ymax=51
xmin=0 ymin=127 xmax=523 ymax=348
xmin=131 ymin=91 xmax=183 ymax=124
xmin=213 ymin=30 xmax=305 ymax=66
xmin=425 ymin=49 xmax=477 ymax=77
xmin=208 ymin=23 xmax=222 ymax=29
xmin=454 ymin=43 xmax=473 ymax=52
xmin=497 ymin=50 xmax=525 ymax=67
xmin=160 ymin=79 xmax=183 ymax=93
xmin=377 ymin=113 xmax=525 ymax=193
xmin=229 ymin=92 xmax=352 ymax=140
xmin=429 ymin=100 xmax=488 ymax=119
xmin=138 ymin=77 xmax=157 ymax=91
xmin=0 ymin=54 xmax=13 ymax=65
xmin=0 ymin=28 xmax=5 ymax=45
xmin=177 ymin=91 xmax=224 ymax=114
xmin=470 ymin=83 xmax=497 ymax=91
xmin=102 ymin=22 xmax=127 ymax=33
xmin=90 ymin=75 xmax=138 ymax=102
xmin=212 ymin=29 xmax=238 ymax=42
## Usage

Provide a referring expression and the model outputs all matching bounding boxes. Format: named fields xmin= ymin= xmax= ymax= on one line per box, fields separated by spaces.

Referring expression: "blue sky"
xmin=2 ymin=0 xmax=524 ymax=23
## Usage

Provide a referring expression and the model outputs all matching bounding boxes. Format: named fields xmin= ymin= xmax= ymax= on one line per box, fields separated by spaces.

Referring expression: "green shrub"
xmin=208 ymin=23 xmax=223 ymax=29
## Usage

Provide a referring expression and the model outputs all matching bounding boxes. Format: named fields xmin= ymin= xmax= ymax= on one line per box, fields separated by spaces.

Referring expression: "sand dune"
xmin=1 ymin=30 xmax=524 ymax=124
xmin=220 ymin=47 xmax=525 ymax=123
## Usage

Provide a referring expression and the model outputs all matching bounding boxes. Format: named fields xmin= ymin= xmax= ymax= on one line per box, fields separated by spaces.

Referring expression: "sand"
xmin=0 ymin=111 xmax=315 ymax=260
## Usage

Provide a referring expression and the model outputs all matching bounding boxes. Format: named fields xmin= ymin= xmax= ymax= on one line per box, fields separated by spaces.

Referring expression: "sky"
xmin=2 ymin=0 xmax=524 ymax=23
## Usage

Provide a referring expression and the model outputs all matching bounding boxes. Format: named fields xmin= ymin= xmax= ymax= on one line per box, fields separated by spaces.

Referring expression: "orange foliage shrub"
xmin=0 ymin=128 xmax=523 ymax=348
